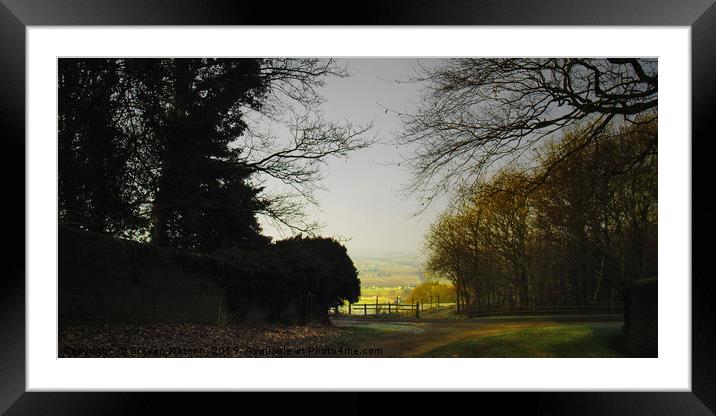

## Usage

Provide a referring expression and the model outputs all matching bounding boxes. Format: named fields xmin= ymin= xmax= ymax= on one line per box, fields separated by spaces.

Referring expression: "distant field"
xmin=356 ymin=286 xmax=412 ymax=304
xmin=353 ymin=254 xmax=425 ymax=289
xmin=359 ymin=275 xmax=421 ymax=287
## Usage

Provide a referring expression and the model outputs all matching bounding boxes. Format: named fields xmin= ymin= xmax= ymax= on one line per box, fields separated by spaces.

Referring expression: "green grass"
xmin=332 ymin=322 xmax=424 ymax=345
xmin=413 ymin=306 xmax=461 ymax=319
xmin=421 ymin=323 xmax=628 ymax=357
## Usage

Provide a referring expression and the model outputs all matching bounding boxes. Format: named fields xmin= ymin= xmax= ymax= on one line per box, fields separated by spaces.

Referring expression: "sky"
xmin=258 ymin=58 xmax=447 ymax=259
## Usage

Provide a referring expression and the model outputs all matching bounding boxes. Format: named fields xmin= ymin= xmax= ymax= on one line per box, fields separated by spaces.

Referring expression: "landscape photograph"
xmin=58 ymin=57 xmax=657 ymax=358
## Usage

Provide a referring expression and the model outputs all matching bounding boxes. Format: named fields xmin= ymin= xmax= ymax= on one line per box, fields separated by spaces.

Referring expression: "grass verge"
xmin=420 ymin=323 xmax=628 ymax=357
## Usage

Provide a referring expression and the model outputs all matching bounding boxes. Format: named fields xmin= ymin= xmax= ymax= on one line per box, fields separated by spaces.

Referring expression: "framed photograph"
xmin=1 ymin=0 xmax=711 ymax=414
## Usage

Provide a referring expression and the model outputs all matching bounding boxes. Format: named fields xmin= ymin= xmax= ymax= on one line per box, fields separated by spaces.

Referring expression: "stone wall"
xmin=625 ymin=277 xmax=658 ymax=357
xmin=59 ymin=226 xmax=228 ymax=329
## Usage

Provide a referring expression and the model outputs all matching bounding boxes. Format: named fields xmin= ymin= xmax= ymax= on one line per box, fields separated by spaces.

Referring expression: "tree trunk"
xmin=151 ymin=197 xmax=167 ymax=246
xmin=455 ymin=283 xmax=461 ymax=313
xmin=519 ymin=269 xmax=529 ymax=308
xmin=152 ymin=59 xmax=191 ymax=247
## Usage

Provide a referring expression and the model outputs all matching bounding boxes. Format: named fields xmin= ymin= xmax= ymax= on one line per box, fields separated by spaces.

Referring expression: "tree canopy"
xmin=424 ymin=117 xmax=657 ymax=312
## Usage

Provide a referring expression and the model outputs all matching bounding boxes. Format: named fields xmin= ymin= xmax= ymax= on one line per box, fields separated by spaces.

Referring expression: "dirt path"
xmin=331 ymin=318 xmax=622 ymax=357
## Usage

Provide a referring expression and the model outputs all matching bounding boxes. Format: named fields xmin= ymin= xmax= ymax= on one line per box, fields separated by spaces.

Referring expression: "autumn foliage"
xmin=425 ymin=117 xmax=657 ymax=313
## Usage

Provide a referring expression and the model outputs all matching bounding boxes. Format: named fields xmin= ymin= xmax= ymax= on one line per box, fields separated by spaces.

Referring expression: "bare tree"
xmin=397 ymin=58 xmax=657 ymax=210
xmin=239 ymin=59 xmax=376 ymax=234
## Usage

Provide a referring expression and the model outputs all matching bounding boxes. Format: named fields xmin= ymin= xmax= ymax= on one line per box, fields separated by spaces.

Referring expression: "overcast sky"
xmin=259 ymin=58 xmax=447 ymax=259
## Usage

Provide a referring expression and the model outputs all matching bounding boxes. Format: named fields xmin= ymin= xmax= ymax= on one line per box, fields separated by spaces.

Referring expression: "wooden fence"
xmin=466 ymin=302 xmax=623 ymax=318
xmin=330 ymin=300 xmax=451 ymax=318
xmin=330 ymin=299 xmax=622 ymax=319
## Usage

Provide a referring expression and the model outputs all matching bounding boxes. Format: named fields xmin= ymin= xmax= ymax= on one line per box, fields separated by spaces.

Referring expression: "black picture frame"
xmin=0 ymin=0 xmax=711 ymax=414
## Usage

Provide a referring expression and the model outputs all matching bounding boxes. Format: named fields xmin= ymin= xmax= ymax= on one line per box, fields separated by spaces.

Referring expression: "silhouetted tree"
xmin=127 ymin=58 xmax=269 ymax=249
xmin=58 ymin=58 xmax=373 ymax=249
xmin=59 ymin=59 xmax=149 ymax=234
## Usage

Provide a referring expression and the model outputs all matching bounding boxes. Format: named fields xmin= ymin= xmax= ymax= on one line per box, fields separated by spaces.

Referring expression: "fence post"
xmin=388 ymin=303 xmax=391 ymax=314
xmin=415 ymin=302 xmax=420 ymax=318
xmin=348 ymin=302 xmax=352 ymax=315
xmin=364 ymin=304 xmax=367 ymax=316
xmin=437 ymin=296 xmax=440 ymax=308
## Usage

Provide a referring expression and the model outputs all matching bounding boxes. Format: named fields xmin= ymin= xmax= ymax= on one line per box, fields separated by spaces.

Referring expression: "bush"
xmin=182 ymin=235 xmax=360 ymax=324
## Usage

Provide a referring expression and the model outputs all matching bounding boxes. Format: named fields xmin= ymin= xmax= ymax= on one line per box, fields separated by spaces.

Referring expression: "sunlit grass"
xmin=421 ymin=323 xmax=627 ymax=357
xmin=414 ymin=306 xmax=462 ymax=319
